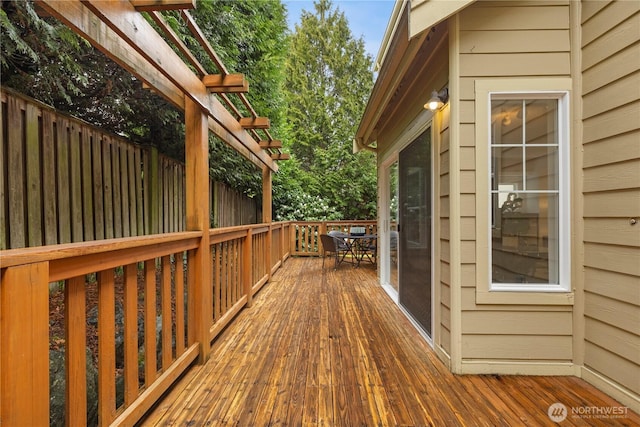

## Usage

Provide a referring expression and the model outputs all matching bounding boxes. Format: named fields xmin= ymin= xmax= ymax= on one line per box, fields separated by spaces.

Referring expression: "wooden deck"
xmin=141 ymin=257 xmax=639 ymax=426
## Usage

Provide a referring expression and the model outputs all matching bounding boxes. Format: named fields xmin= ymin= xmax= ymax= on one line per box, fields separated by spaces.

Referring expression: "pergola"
xmin=41 ymin=0 xmax=288 ymax=221
xmin=3 ymin=0 xmax=289 ymax=424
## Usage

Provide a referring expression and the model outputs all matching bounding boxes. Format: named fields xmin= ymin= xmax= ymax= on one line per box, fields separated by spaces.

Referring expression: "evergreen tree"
xmin=277 ymin=0 xmax=377 ymax=220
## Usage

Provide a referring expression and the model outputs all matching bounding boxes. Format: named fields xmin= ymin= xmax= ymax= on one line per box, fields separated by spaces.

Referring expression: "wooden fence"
xmin=0 ymin=87 xmax=260 ymax=250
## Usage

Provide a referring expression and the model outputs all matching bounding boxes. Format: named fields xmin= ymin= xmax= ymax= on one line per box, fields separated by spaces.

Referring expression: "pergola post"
xmin=185 ymin=99 xmax=212 ymax=363
xmin=0 ymin=262 xmax=50 ymax=425
xmin=262 ymin=167 xmax=273 ymax=279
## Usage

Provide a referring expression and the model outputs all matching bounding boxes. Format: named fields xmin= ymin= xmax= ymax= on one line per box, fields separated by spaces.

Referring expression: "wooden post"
xmin=185 ymin=98 xmax=211 ymax=363
xmin=262 ymin=167 xmax=272 ymax=278
xmin=1 ymin=262 xmax=50 ymax=425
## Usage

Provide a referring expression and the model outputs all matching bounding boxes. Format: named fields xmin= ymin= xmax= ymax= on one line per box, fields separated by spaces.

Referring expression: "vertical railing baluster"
xmin=66 ymin=275 xmax=87 ymax=425
xmin=124 ymin=263 xmax=139 ymax=407
xmin=144 ymin=259 xmax=157 ymax=387
xmin=161 ymin=255 xmax=172 ymax=370
xmin=175 ymin=252 xmax=186 ymax=355
xmin=98 ymin=269 xmax=116 ymax=425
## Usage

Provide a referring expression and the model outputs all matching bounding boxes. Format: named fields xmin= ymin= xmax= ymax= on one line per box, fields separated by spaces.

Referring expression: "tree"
xmin=277 ymin=0 xmax=377 ymax=220
xmin=1 ymin=0 xmax=289 ymax=198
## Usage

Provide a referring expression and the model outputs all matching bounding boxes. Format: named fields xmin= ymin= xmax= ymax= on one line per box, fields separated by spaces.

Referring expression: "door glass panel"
xmin=388 ymin=161 xmax=399 ymax=291
xmin=398 ymin=129 xmax=432 ymax=336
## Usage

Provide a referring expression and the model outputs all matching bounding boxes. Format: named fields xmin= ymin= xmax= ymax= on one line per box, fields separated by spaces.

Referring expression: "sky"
xmin=283 ymin=0 xmax=396 ymax=61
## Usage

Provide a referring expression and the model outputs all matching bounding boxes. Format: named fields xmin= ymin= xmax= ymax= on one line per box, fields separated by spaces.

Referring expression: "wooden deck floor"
xmin=141 ymin=257 xmax=639 ymax=426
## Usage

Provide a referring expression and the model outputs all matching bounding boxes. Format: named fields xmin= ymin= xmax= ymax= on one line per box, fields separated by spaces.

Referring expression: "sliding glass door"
xmin=398 ymin=129 xmax=432 ymax=336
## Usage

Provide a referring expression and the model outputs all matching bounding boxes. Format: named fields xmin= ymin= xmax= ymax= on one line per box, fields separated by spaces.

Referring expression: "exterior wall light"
xmin=424 ymin=88 xmax=449 ymax=111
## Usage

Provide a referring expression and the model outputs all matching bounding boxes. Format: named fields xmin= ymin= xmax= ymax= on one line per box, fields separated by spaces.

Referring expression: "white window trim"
xmin=475 ymin=78 xmax=574 ymax=305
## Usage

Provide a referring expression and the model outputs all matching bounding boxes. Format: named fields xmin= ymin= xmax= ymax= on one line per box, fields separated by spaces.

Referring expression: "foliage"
xmin=1 ymin=0 xmax=377 ymax=220
xmin=0 ymin=0 xmax=289 ymax=198
xmin=1 ymin=0 xmax=186 ymax=159
xmin=276 ymin=0 xmax=377 ymax=220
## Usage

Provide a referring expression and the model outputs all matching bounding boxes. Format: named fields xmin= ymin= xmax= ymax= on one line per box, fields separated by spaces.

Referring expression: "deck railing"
xmin=291 ymin=220 xmax=377 ymax=256
xmin=0 ymin=221 xmax=293 ymax=426
xmin=0 ymin=220 xmax=376 ymax=425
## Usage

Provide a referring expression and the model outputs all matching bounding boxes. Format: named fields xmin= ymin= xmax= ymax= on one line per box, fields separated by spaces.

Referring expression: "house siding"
xmin=457 ymin=1 xmax=574 ymax=364
xmin=580 ymin=0 xmax=640 ymax=398
xmin=439 ymin=106 xmax=452 ymax=355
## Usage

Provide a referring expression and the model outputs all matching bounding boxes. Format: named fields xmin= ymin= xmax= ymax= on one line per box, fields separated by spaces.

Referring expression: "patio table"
xmin=344 ymin=233 xmax=377 ymax=267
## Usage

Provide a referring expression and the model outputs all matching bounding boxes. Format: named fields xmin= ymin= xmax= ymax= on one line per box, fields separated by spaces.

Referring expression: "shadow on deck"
xmin=140 ymin=257 xmax=638 ymax=426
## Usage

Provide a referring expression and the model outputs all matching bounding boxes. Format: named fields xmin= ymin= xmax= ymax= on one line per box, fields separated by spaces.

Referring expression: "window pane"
xmin=492 ymin=193 xmax=559 ymax=284
xmin=492 ymin=146 xmax=523 ymax=191
xmin=525 ymin=99 xmax=558 ymax=144
xmin=526 ymin=146 xmax=558 ymax=190
xmin=491 ymin=100 xmax=523 ymax=145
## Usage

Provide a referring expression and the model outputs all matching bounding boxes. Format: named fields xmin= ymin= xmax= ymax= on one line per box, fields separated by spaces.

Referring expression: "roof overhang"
xmin=409 ymin=0 xmax=475 ymax=39
xmin=355 ymin=0 xmax=475 ymax=153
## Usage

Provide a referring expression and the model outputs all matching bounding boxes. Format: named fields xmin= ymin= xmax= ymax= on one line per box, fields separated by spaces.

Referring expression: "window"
xmin=491 ymin=96 xmax=562 ymax=288
xmin=475 ymin=79 xmax=573 ymax=304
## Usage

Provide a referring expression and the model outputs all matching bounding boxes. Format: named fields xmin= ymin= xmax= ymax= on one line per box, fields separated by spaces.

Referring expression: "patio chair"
xmin=320 ymin=234 xmax=351 ymax=270
xmin=359 ymin=236 xmax=377 ymax=265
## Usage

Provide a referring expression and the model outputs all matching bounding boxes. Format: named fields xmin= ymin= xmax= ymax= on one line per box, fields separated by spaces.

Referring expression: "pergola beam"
xmin=43 ymin=0 xmax=277 ymax=172
xmin=203 ymin=74 xmax=249 ymax=93
xmin=131 ymin=0 xmax=196 ymax=11
xmin=239 ymin=117 xmax=270 ymax=129
xmin=271 ymin=153 xmax=290 ymax=161
xmin=259 ymin=140 xmax=282 ymax=149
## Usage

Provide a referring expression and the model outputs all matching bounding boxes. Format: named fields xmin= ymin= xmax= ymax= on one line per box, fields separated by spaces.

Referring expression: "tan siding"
xmin=584 ymin=190 xmax=639 ymax=217
xmin=584 ymin=292 xmax=640 ymax=336
xmin=462 ymin=311 xmax=572 ymax=335
xmin=459 ymin=194 xmax=475 ymax=217
xmin=441 ymin=304 xmax=451 ymax=335
xmin=583 ymin=133 xmax=640 ymax=168
xmin=584 ymin=342 xmax=640 ymax=395
xmin=460 ymin=217 xmax=475 ymax=241
xmin=460 ymin=264 xmax=476 ymax=288
xmin=460 ymin=241 xmax=475 ymax=264
xmin=582 ymin=44 xmax=639 ymax=95
xmin=581 ymin=0 xmax=608 ymax=22
xmin=460 ymin=147 xmax=475 ymax=170
xmin=583 ymin=101 xmax=640 ymax=144
xmin=459 ymin=170 xmax=475 ymax=194
xmin=461 ymin=288 xmax=570 ymax=312
xmin=584 ymin=267 xmax=640 ymax=306
xmin=584 ymin=318 xmax=640 ymax=365
xmin=440 ymin=322 xmax=451 ymax=354
xmin=580 ymin=2 xmax=640 ymax=398
xmin=581 ymin=1 xmax=640 ymax=45
xmin=459 ymin=30 xmax=570 ymax=53
xmin=584 ymin=242 xmax=640 ymax=277
xmin=438 ymin=103 xmax=452 ymax=356
xmin=583 ymin=159 xmax=640 ymax=192
xmin=582 ymin=13 xmax=639 ymax=70
xmin=458 ymin=2 xmax=573 ymax=365
xmin=582 ymin=72 xmax=640 ymax=119
xmin=441 ymin=284 xmax=451 ymax=313
xmin=459 ymin=5 xmax=570 ymax=31
xmin=460 ymin=52 xmax=571 ymax=77
xmin=584 ymin=218 xmax=640 ymax=247
xmin=462 ymin=335 xmax=572 ymax=360
xmin=440 ymin=174 xmax=450 ymax=198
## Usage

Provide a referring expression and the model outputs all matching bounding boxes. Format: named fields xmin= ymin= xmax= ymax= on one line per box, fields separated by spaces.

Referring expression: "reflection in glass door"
xmin=388 ymin=162 xmax=399 ymax=291
xmin=398 ymin=129 xmax=432 ymax=336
